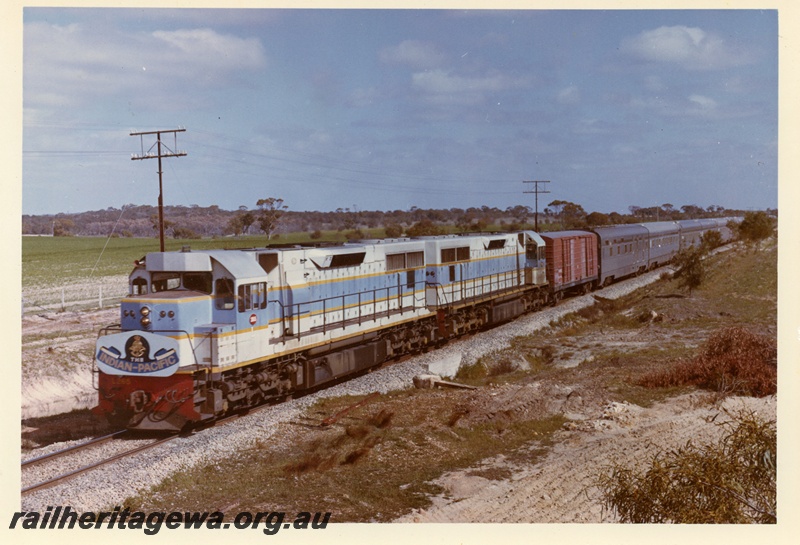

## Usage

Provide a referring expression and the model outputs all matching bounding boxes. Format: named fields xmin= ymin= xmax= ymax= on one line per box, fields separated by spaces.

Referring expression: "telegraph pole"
xmin=523 ymin=180 xmax=550 ymax=231
xmin=130 ymin=128 xmax=187 ymax=252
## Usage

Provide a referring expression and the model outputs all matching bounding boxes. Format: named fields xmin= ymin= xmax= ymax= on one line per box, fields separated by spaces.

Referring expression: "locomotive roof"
xmin=145 ymin=250 xmax=266 ymax=283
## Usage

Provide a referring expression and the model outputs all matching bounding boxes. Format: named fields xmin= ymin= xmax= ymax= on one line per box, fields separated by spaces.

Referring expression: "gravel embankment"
xmin=20 ymin=269 xmax=667 ymax=511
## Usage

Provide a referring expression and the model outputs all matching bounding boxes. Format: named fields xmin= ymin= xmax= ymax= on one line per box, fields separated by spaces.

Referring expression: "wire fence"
xmin=22 ymin=277 xmax=129 ymax=315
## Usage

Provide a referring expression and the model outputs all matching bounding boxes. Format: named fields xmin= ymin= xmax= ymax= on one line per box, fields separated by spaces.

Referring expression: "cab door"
xmin=235 ymin=281 xmax=269 ymax=360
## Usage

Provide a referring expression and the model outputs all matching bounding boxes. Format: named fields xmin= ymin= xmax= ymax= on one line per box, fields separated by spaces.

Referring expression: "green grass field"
xmin=21 ymin=230 xmax=389 ymax=289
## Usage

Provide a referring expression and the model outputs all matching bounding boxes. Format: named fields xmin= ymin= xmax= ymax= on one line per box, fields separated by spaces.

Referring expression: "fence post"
xmin=61 ymin=287 xmax=65 ymax=312
xmin=99 ymin=285 xmax=103 ymax=308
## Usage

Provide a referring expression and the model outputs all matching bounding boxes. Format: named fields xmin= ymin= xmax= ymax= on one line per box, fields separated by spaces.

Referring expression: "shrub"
xmin=384 ymin=223 xmax=403 ymax=238
xmin=701 ymin=230 xmax=724 ymax=253
xmin=407 ymin=219 xmax=445 ymax=236
xmin=737 ymin=211 xmax=774 ymax=248
xmin=345 ymin=229 xmax=365 ymax=241
xmin=456 ymin=361 xmax=487 ymax=381
xmin=172 ymin=226 xmax=201 ymax=239
xmin=639 ymin=328 xmax=776 ymax=397
xmin=672 ymin=246 xmax=705 ymax=294
xmin=487 ymin=358 xmax=518 ymax=377
xmin=596 ymin=409 xmax=776 ymax=523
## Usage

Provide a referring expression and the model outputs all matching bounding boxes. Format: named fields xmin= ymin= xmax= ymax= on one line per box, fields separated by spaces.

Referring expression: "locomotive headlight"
xmin=159 ymin=311 xmax=166 ymax=318
xmin=168 ymin=311 xmax=175 ymax=318
xmin=140 ymin=306 xmax=151 ymax=317
xmin=140 ymin=316 xmax=151 ymax=327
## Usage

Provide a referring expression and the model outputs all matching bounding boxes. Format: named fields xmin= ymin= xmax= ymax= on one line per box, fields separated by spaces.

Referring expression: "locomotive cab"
xmin=518 ymin=231 xmax=547 ymax=287
xmin=94 ymin=248 xmax=273 ymax=431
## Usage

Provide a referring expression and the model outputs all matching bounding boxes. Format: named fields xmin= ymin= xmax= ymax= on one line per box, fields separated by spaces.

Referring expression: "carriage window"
xmin=238 ymin=284 xmax=252 ymax=312
xmin=215 ymin=278 xmax=235 ymax=310
xmin=131 ymin=277 xmax=148 ymax=295
xmin=151 ymin=271 xmax=212 ymax=293
xmin=184 ymin=272 xmax=212 ymax=293
xmin=238 ymin=282 xmax=267 ymax=312
xmin=152 ymin=272 xmax=181 ymax=292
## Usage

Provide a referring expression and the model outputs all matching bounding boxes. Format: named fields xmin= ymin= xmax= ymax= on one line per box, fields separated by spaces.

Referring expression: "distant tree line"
xmin=22 ymin=199 xmax=774 ymax=239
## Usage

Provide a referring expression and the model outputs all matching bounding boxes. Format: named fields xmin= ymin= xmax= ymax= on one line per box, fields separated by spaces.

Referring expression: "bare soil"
xmin=396 ymin=393 xmax=775 ymax=523
xmin=21 ymin=308 xmax=118 ymax=448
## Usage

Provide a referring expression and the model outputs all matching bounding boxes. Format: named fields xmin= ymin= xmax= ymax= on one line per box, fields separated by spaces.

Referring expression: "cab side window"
xmin=215 ymin=278 xmax=235 ymax=310
xmin=131 ymin=277 xmax=148 ymax=295
xmin=237 ymin=282 xmax=267 ymax=312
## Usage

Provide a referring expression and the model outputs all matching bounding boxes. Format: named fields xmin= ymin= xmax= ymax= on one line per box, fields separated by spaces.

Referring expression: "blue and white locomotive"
xmin=94 ymin=219 xmax=736 ymax=431
xmin=95 ymin=232 xmax=548 ymax=430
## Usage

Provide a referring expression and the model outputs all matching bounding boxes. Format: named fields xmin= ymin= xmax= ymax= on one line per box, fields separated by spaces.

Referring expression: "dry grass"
xmin=637 ymin=327 xmax=776 ymax=398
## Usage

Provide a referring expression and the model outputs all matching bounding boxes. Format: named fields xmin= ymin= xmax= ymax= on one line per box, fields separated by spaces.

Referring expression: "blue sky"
xmin=20 ymin=7 xmax=779 ymax=216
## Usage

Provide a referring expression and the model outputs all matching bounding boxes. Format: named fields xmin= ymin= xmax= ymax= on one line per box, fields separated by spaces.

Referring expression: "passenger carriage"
xmin=639 ymin=221 xmax=681 ymax=270
xmin=591 ymin=225 xmax=649 ymax=287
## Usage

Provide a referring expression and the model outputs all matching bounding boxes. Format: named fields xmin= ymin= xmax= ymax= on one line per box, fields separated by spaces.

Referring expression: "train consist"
xmin=94 ymin=218 xmax=736 ymax=431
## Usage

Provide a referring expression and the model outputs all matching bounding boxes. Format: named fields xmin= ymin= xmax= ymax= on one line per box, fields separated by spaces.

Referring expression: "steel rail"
xmin=22 ymin=434 xmax=177 ymax=495
xmin=22 ymin=430 xmax=129 ymax=468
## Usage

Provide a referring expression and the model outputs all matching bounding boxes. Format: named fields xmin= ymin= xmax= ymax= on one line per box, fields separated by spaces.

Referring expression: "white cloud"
xmin=557 ymin=85 xmax=580 ymax=105
xmin=379 ymin=40 xmax=447 ymax=69
xmin=688 ymin=94 xmax=717 ymax=109
xmin=411 ymin=69 xmax=529 ymax=105
xmin=152 ymin=28 xmax=266 ymax=71
xmin=620 ymin=25 xmax=750 ymax=70
xmin=24 ymin=22 xmax=267 ymax=110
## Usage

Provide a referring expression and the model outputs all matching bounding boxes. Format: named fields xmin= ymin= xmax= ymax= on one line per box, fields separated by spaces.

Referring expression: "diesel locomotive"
xmin=93 ymin=218 xmax=736 ymax=431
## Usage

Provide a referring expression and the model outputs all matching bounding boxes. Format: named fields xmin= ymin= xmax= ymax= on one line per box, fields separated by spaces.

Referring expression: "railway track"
xmin=20 ymin=395 xmax=298 ymax=497
xmin=22 ymin=432 xmax=179 ymax=495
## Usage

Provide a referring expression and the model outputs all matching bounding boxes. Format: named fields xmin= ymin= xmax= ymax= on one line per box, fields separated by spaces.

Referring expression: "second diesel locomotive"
xmin=94 ymin=218 xmax=736 ymax=431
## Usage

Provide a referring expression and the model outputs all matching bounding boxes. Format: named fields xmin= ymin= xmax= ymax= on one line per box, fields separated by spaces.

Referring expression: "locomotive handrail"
xmin=268 ymin=266 xmax=528 ymax=341
xmin=432 ymin=269 xmax=522 ymax=309
xmin=269 ymin=279 xmax=427 ymax=341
